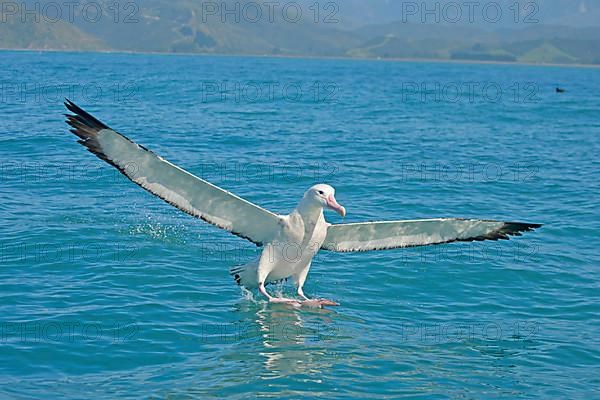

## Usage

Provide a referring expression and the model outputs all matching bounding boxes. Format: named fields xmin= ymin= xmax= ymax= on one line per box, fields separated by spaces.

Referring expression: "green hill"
xmin=0 ymin=5 xmax=104 ymax=50
xmin=1 ymin=1 xmax=599 ymax=65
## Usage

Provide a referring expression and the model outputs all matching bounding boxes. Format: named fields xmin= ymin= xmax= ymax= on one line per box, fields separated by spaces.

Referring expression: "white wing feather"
xmin=65 ymin=100 xmax=281 ymax=246
xmin=322 ymin=218 xmax=541 ymax=252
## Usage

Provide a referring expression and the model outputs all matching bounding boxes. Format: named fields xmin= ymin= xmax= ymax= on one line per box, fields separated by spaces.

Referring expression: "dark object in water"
xmin=556 ymin=87 xmax=566 ymax=93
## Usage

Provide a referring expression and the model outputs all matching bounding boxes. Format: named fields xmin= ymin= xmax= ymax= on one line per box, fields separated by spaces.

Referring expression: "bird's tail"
xmin=230 ymin=261 xmax=259 ymax=289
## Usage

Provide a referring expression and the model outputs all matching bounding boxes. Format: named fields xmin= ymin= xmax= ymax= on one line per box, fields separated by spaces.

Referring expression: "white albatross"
xmin=64 ymin=100 xmax=542 ymax=308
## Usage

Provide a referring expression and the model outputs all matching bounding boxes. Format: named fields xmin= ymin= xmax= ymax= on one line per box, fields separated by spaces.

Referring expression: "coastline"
xmin=2 ymin=47 xmax=599 ymax=69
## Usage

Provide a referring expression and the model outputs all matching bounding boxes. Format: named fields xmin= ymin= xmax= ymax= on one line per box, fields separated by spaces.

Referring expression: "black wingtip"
xmin=496 ymin=222 xmax=542 ymax=240
xmin=504 ymin=222 xmax=542 ymax=231
xmin=466 ymin=221 xmax=542 ymax=242
xmin=64 ymin=99 xmax=110 ymax=132
xmin=64 ymin=98 xmax=79 ymax=114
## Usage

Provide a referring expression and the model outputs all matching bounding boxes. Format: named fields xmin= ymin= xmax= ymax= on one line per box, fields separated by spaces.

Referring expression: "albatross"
xmin=64 ymin=100 xmax=541 ymax=308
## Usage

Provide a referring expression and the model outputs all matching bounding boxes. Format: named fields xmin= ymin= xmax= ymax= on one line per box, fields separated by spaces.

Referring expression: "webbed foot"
xmin=301 ymin=298 xmax=340 ymax=308
xmin=269 ymin=297 xmax=302 ymax=307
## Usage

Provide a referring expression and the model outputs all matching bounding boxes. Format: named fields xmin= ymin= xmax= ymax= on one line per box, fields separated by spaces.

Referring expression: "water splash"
xmin=125 ymin=213 xmax=191 ymax=245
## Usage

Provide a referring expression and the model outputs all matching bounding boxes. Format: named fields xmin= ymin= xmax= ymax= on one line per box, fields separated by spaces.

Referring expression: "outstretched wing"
xmin=322 ymin=218 xmax=541 ymax=252
xmin=64 ymin=99 xmax=281 ymax=246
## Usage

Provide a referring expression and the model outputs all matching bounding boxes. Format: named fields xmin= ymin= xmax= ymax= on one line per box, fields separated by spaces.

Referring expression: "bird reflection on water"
xmin=232 ymin=297 xmax=341 ymax=379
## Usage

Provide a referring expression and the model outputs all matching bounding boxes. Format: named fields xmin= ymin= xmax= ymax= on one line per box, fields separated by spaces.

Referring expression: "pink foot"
xmin=269 ymin=297 xmax=302 ymax=307
xmin=301 ymin=298 xmax=340 ymax=308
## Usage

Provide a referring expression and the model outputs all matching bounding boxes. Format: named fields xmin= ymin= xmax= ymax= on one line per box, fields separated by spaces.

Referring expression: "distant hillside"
xmin=298 ymin=0 xmax=600 ymax=30
xmin=1 ymin=1 xmax=599 ymax=65
xmin=348 ymin=22 xmax=600 ymax=64
xmin=0 ymin=5 xmax=104 ymax=50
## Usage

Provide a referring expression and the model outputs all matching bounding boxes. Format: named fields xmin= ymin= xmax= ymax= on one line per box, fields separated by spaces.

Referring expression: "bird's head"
xmin=305 ymin=184 xmax=346 ymax=217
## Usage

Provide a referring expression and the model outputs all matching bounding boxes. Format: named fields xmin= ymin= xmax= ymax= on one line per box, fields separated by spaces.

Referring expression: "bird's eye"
xmin=317 ymin=190 xmax=324 ymax=195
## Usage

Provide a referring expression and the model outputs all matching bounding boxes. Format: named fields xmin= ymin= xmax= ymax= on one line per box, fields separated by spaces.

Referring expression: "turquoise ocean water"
xmin=1 ymin=51 xmax=599 ymax=398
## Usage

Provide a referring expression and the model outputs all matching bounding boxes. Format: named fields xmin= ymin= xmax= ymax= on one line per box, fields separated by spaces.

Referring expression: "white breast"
xmin=265 ymin=212 xmax=328 ymax=281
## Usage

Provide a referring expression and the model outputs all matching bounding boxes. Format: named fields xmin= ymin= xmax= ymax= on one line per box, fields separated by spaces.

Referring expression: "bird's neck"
xmin=295 ymin=198 xmax=324 ymax=224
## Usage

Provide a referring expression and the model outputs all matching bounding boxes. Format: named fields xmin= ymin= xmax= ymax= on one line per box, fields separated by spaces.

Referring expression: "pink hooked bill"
xmin=326 ymin=194 xmax=346 ymax=217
